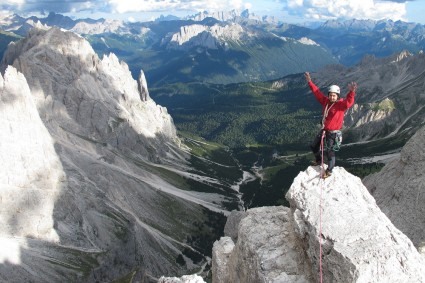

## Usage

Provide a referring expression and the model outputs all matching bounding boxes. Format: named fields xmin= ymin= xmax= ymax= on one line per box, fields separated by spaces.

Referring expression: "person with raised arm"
xmin=305 ymin=72 xmax=357 ymax=178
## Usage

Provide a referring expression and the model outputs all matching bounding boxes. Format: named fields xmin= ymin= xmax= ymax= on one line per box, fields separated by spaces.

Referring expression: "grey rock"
xmin=138 ymin=69 xmax=151 ymax=101
xmin=212 ymin=237 xmax=235 ymax=283
xmin=223 ymin=210 xmax=247 ymax=242
xmin=364 ymin=125 xmax=425 ymax=255
xmin=213 ymin=206 xmax=312 ymax=283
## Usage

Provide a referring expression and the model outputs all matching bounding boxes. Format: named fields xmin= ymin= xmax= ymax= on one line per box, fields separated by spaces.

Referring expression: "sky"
xmin=1 ymin=0 xmax=425 ymax=25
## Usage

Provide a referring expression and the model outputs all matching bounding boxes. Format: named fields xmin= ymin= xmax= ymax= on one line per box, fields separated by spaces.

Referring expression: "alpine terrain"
xmin=1 ymin=8 xmax=425 ymax=283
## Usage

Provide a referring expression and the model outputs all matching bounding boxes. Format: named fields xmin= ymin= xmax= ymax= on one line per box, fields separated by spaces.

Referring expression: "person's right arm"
xmin=305 ymin=72 xmax=327 ymax=105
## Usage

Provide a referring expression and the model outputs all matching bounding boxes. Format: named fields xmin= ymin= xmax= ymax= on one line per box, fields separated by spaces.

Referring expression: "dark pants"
xmin=310 ymin=130 xmax=337 ymax=172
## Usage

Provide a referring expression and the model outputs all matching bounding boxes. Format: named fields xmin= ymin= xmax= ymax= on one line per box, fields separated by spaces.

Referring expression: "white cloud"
xmin=107 ymin=0 xmax=246 ymax=14
xmin=1 ymin=0 xmax=411 ymax=23
xmin=285 ymin=0 xmax=407 ymax=21
xmin=2 ymin=0 xmax=24 ymax=4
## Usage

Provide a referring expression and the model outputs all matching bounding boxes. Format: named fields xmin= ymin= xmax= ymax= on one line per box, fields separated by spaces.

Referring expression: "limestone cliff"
xmin=213 ymin=166 xmax=425 ymax=282
xmin=0 ymin=65 xmax=64 ymax=244
xmin=363 ymin=125 xmax=425 ymax=255
xmin=161 ymin=23 xmax=245 ymax=51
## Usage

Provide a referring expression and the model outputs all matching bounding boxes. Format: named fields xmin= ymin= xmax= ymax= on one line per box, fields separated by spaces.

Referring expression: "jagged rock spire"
xmin=138 ymin=69 xmax=150 ymax=101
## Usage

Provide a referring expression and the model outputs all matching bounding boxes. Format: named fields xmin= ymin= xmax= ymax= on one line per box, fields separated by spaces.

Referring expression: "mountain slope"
xmin=0 ymin=27 xmax=241 ymax=281
xmin=363 ymin=125 xmax=425 ymax=254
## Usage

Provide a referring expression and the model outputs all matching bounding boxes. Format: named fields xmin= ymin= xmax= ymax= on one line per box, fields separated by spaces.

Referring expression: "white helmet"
xmin=328 ymin=85 xmax=340 ymax=95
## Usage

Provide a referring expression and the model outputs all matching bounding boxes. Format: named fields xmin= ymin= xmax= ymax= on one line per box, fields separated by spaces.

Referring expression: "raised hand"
xmin=348 ymin=82 xmax=357 ymax=92
xmin=304 ymin=72 xmax=311 ymax=82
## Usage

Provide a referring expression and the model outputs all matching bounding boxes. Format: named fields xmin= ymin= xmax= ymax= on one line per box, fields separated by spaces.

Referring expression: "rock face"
xmin=212 ymin=206 xmax=312 ymax=283
xmin=0 ymin=27 xmax=238 ymax=282
xmin=0 ymin=65 xmax=64 ymax=243
xmin=363 ymin=125 xmax=425 ymax=255
xmin=1 ymin=27 xmax=178 ymax=160
xmin=212 ymin=166 xmax=425 ymax=282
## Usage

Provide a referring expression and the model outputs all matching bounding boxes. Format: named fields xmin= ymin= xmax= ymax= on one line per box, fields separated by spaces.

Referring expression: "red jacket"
xmin=308 ymin=81 xmax=355 ymax=131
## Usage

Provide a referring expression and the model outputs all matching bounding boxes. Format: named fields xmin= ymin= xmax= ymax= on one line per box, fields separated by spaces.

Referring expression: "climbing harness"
xmin=323 ymin=130 xmax=342 ymax=152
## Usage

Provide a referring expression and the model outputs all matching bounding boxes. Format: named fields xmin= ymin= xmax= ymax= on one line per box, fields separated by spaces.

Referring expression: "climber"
xmin=304 ymin=72 xmax=357 ymax=178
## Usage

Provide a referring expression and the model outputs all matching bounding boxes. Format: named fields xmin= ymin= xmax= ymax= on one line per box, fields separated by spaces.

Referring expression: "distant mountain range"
xmin=1 ymin=11 xmax=425 ymax=86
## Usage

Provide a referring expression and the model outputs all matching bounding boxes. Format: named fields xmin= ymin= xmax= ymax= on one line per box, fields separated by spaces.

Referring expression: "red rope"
xmin=318 ymin=130 xmax=326 ymax=283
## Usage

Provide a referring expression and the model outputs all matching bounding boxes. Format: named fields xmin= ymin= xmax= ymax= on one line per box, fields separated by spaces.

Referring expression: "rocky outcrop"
xmin=363 ymin=125 xmax=425 ymax=255
xmin=213 ymin=206 xmax=312 ymax=282
xmin=138 ymin=69 xmax=151 ymax=101
xmin=213 ymin=166 xmax=425 ymax=282
xmin=345 ymin=99 xmax=398 ymax=140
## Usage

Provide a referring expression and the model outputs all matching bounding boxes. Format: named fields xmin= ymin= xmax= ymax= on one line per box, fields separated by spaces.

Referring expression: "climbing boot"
xmin=322 ymin=169 xmax=332 ymax=179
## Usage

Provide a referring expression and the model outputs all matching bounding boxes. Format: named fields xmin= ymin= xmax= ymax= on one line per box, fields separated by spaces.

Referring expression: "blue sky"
xmin=1 ymin=0 xmax=425 ymax=24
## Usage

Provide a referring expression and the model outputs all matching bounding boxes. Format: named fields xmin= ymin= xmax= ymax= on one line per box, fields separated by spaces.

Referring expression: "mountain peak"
xmin=1 ymin=26 xmax=178 ymax=157
xmin=213 ymin=166 xmax=425 ymax=282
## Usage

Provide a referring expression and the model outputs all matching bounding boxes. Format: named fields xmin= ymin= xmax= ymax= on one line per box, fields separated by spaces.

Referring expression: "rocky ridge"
xmin=212 ymin=166 xmax=425 ymax=282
